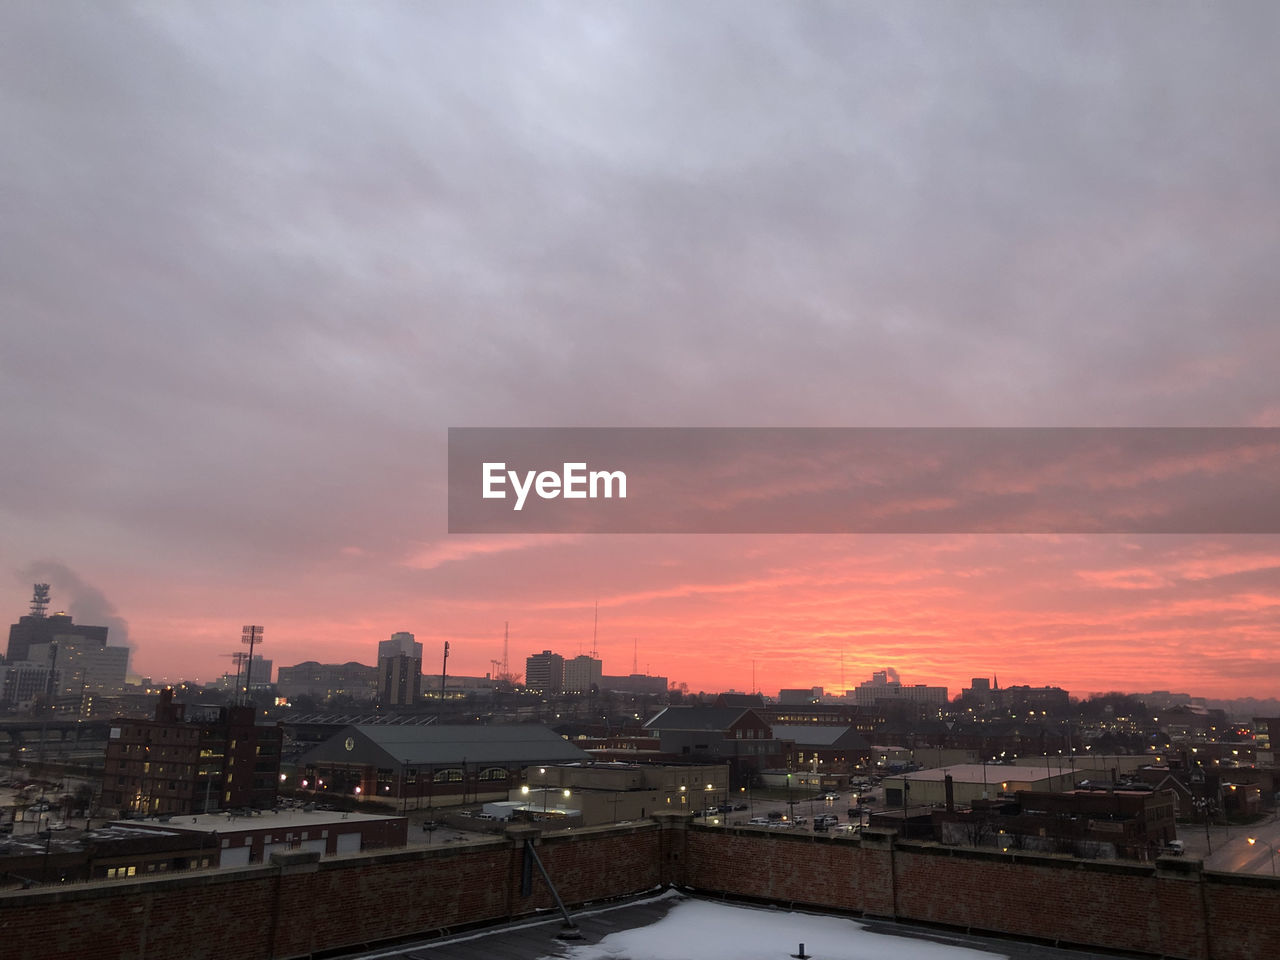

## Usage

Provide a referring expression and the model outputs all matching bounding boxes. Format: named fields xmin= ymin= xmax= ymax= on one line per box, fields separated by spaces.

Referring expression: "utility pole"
xmin=440 ymin=641 xmax=449 ymax=702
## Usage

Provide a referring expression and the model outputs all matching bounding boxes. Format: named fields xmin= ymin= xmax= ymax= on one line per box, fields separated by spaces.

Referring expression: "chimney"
xmin=944 ymin=774 xmax=955 ymax=812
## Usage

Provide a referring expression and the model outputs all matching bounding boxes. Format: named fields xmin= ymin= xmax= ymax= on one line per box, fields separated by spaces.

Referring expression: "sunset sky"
xmin=2 ymin=4 xmax=1278 ymax=700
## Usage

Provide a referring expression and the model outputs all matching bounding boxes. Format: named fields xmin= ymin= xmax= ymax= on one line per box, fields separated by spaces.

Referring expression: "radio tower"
xmin=30 ymin=583 xmax=50 ymax=618
xmin=502 ymin=621 xmax=510 ymax=676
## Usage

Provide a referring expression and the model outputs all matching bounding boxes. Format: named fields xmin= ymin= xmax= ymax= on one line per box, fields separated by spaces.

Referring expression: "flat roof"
xmin=333 ymin=890 xmax=1130 ymax=960
xmin=113 ymin=809 xmax=402 ymax=835
xmin=888 ymin=764 xmax=1093 ymax=784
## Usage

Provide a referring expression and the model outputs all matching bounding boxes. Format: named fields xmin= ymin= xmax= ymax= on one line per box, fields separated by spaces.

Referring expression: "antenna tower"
xmin=30 ymin=583 xmax=50 ymax=619
xmin=502 ymin=621 xmax=510 ymax=675
xmin=591 ymin=600 xmax=598 ymax=659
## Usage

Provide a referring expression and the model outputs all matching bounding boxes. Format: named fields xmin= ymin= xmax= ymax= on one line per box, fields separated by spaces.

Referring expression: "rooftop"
xmin=113 ymin=808 xmax=401 ymax=835
xmin=335 ymin=891 xmax=1128 ymax=960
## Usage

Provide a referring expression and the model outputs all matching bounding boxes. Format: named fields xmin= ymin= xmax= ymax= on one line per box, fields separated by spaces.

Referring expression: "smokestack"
xmin=945 ymin=774 xmax=955 ymax=812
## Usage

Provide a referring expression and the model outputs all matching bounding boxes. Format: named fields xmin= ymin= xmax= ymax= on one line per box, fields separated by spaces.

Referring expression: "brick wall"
xmin=1 ymin=818 xmax=1276 ymax=960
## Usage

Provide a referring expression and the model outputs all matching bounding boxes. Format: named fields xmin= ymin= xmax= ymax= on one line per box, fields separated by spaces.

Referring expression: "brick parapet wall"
xmin=1 ymin=818 xmax=1276 ymax=960
xmin=682 ymin=824 xmax=1279 ymax=960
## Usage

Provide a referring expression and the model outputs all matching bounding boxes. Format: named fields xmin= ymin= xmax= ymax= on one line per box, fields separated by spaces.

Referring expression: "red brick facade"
xmin=2 ymin=818 xmax=1276 ymax=960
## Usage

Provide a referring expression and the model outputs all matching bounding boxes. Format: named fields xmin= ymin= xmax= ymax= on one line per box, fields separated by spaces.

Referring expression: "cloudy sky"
xmin=2 ymin=3 xmax=1278 ymax=699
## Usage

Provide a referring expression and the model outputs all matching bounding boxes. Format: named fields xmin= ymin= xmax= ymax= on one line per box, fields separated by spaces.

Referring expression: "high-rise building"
xmin=28 ymin=639 xmax=129 ymax=699
xmin=563 ymin=654 xmax=603 ymax=694
xmin=380 ymin=653 xmax=421 ymax=706
xmin=524 ymin=650 xmax=564 ymax=694
xmin=375 ymin=631 xmax=421 ymax=707
xmin=1 ymin=661 xmax=54 ymax=708
xmin=377 ymin=631 xmax=422 ymax=662
xmin=7 ymin=583 xmax=109 ymax=662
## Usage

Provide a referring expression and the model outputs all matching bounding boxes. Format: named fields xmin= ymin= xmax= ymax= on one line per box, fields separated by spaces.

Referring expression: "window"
xmin=478 ymin=767 xmax=508 ymax=781
xmin=433 ymin=768 xmax=464 ymax=783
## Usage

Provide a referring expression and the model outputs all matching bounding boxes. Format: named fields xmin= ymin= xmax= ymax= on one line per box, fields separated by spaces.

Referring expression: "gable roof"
xmin=643 ymin=706 xmax=762 ymax=732
xmin=300 ymin=723 xmax=590 ymax=768
xmin=770 ymin=725 xmax=871 ymax=751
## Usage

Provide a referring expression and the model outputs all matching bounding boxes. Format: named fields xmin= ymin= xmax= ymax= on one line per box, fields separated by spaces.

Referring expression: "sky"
xmin=2 ymin=3 xmax=1278 ymax=700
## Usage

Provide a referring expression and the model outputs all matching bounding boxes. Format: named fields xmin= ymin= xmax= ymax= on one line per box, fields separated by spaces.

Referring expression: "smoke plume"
xmin=17 ymin=560 xmax=131 ymax=649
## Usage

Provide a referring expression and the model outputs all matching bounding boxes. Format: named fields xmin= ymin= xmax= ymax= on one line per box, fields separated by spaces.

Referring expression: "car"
xmin=733 ymin=802 xmax=748 ymax=811
xmin=717 ymin=804 xmax=735 ymax=814
xmin=748 ymin=816 xmax=771 ymax=825
xmin=1163 ymin=840 xmax=1185 ymax=856
xmin=823 ymin=793 xmax=840 ymax=801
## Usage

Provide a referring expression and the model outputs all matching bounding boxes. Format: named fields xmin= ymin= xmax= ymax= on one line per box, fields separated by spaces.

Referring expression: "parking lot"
xmin=692 ymin=781 xmax=884 ymax=832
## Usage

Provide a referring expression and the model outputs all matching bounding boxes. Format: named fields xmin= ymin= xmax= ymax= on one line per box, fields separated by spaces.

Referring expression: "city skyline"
xmin=2 ymin=6 xmax=1278 ymax=704
xmin=6 ymin=534 xmax=1278 ymax=702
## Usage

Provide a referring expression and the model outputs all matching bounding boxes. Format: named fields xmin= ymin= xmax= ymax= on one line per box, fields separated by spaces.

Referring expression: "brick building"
xmin=101 ymin=689 xmax=283 ymax=816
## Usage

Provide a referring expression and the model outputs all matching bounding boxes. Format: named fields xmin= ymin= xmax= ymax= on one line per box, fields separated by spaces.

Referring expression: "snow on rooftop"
xmin=540 ymin=898 xmax=1003 ymax=960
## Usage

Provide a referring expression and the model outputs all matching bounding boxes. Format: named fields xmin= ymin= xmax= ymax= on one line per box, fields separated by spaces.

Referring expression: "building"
xmin=599 ymin=673 xmax=669 ymax=695
xmin=1 ymin=660 xmax=55 ymax=709
xmin=563 ymin=655 xmax=603 ymax=694
xmin=380 ymin=653 xmax=421 ymax=706
xmin=770 ymin=724 xmax=872 ymax=774
xmin=934 ymin=788 xmax=1179 ymax=860
xmin=642 ymin=706 xmax=783 ymax=786
xmin=851 ymin=670 xmax=948 ymax=709
xmin=524 ymin=650 xmax=564 ymax=694
xmin=881 ymin=763 xmax=1109 ymax=809
xmin=296 ymin=723 xmax=590 ymax=810
xmin=119 ymin=809 xmax=407 ymax=867
xmin=276 ymin=661 xmax=379 ymax=703
xmin=377 ymin=631 xmax=422 ymax=662
xmin=6 ymin=583 xmax=109 ymax=663
xmin=777 ymin=687 xmax=825 ymax=705
xmin=505 ymin=761 xmax=731 ymax=825
xmin=1254 ymin=717 xmax=1279 ymax=764
xmin=28 ymin=639 xmax=130 ymax=701
xmin=101 ymin=689 xmax=283 ymax=816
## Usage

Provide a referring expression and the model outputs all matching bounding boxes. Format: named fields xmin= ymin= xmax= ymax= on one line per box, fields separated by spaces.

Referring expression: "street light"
xmin=1247 ymin=837 xmax=1277 ymax=875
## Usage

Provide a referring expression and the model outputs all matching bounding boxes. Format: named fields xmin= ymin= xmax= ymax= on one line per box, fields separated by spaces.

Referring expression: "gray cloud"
xmin=2 ymin=3 xmax=1278 ymax=679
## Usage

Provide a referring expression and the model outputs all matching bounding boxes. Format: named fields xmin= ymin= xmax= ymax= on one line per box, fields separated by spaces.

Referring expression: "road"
xmin=1201 ymin=816 xmax=1280 ymax=875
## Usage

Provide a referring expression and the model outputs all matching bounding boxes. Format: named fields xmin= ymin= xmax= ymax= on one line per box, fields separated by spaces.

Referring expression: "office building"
xmin=380 ymin=653 xmax=421 ymax=706
xmin=7 ymin=583 xmax=109 ymax=662
xmin=377 ymin=631 xmax=422 ymax=662
xmin=525 ymin=650 xmax=564 ymax=694
xmin=563 ymin=654 xmax=603 ymax=694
